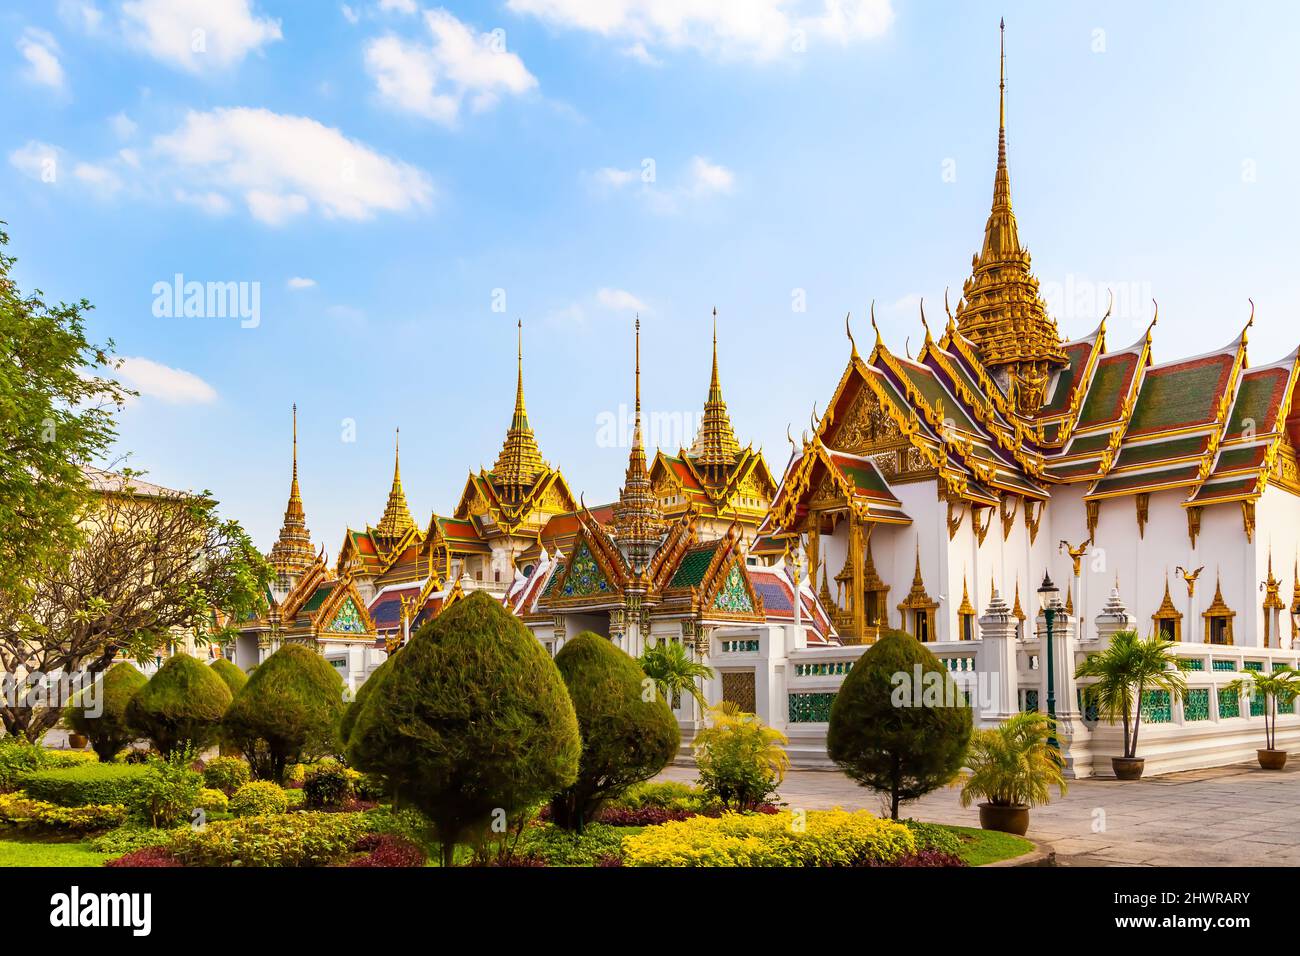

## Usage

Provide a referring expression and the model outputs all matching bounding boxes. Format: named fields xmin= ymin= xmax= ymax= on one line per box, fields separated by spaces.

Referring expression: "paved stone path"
xmin=657 ymin=762 xmax=1300 ymax=866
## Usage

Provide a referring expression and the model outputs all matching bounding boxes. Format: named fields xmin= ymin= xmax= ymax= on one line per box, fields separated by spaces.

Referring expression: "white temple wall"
xmin=1255 ymin=484 xmax=1300 ymax=647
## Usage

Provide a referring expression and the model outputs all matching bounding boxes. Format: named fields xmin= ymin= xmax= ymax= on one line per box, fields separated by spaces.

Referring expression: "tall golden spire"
xmin=375 ymin=427 xmax=416 ymax=544
xmin=954 ymin=19 xmax=1065 ymax=413
xmin=689 ymin=307 xmax=742 ymax=480
xmin=269 ymin=404 xmax=317 ymax=580
xmin=613 ymin=317 xmax=665 ymax=572
xmin=492 ymin=319 xmax=547 ymax=504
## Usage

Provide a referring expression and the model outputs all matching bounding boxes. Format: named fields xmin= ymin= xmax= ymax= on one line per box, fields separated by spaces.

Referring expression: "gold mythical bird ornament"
xmin=1175 ymin=565 xmax=1204 ymax=598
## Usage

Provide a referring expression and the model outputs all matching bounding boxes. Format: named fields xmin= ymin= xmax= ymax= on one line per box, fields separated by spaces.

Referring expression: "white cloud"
xmin=507 ymin=0 xmax=893 ymax=61
xmin=592 ymin=155 xmax=735 ymax=213
xmin=120 ymin=0 xmax=282 ymax=73
xmin=287 ymin=276 xmax=317 ymax=290
xmin=686 ymin=156 xmax=733 ymax=195
xmin=59 ymin=0 xmax=104 ymax=33
xmin=173 ymin=188 xmax=232 ymax=215
xmin=594 ymin=166 xmax=638 ymax=188
xmin=341 ymin=4 xmax=360 ymax=25
xmin=110 ymin=112 xmax=138 ymax=140
xmin=73 ymin=162 xmax=122 ymax=195
xmin=153 ymin=107 xmax=434 ymax=224
xmin=379 ymin=0 xmax=418 ymax=13
xmin=596 ymin=288 xmax=649 ymax=312
xmin=115 ymin=356 xmax=218 ymax=404
xmin=9 ymin=141 xmax=63 ymax=183
xmin=365 ymin=7 xmax=538 ymax=125
xmin=18 ymin=29 xmax=66 ymax=91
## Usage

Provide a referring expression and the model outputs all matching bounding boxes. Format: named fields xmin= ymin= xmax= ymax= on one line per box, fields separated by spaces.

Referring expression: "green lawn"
xmin=0 ymin=837 xmax=109 ymax=867
xmin=942 ymin=825 xmax=1035 ymax=866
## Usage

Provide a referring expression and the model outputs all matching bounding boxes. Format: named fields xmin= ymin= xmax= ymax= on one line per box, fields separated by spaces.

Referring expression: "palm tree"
xmin=692 ymin=701 xmax=790 ymax=808
xmin=639 ymin=639 xmax=714 ymax=709
xmin=1225 ymin=667 xmax=1300 ymax=753
xmin=960 ymin=712 xmax=1068 ymax=809
xmin=1074 ymin=629 xmax=1192 ymax=760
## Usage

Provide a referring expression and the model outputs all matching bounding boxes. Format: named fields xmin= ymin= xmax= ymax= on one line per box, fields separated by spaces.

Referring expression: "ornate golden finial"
xmin=269 ymin=404 xmax=316 ymax=580
xmin=1101 ymin=288 xmax=1113 ymax=329
xmin=688 ymin=307 xmax=741 ymax=475
xmin=870 ymin=300 xmax=881 ymax=348
xmin=613 ymin=316 xmax=665 ymax=572
xmin=492 ymin=319 xmax=548 ymax=504
xmin=1244 ymin=299 xmax=1255 ymax=343
xmin=919 ymin=297 xmax=932 ymax=342
xmin=375 ymin=426 xmax=416 ymax=544
xmin=846 ymin=312 xmax=859 ymax=359
xmin=943 ymin=287 xmax=955 ymax=334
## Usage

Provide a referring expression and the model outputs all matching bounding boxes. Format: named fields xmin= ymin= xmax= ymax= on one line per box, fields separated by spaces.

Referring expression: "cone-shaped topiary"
xmin=221 ymin=643 xmax=345 ymax=784
xmin=338 ymin=654 xmax=391 ymax=751
xmin=64 ymin=662 xmax=148 ymax=762
xmin=826 ymin=629 xmax=972 ymax=820
xmin=125 ymin=654 xmax=233 ymax=757
xmin=549 ymin=632 xmax=679 ymax=832
xmin=209 ymin=658 xmax=248 ymax=697
xmin=347 ymin=591 xmax=580 ymax=866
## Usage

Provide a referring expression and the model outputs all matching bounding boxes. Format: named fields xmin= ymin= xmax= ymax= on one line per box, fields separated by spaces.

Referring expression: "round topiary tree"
xmin=338 ymin=655 xmax=391 ymax=751
xmin=827 ymin=629 xmax=973 ymax=819
xmin=549 ymin=632 xmax=679 ymax=832
xmin=347 ymin=591 xmax=580 ymax=866
xmin=221 ymin=643 xmax=346 ymax=784
xmin=126 ymin=653 xmax=233 ymax=757
xmin=209 ymin=658 xmax=248 ymax=698
xmin=64 ymin=661 xmax=148 ymax=762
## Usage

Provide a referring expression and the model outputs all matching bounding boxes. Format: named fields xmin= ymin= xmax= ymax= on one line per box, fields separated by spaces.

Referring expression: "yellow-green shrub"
xmin=620 ymin=809 xmax=915 ymax=867
xmin=197 ymin=788 xmax=229 ymax=813
xmin=0 ymin=791 xmax=127 ymax=833
xmin=170 ymin=812 xmax=368 ymax=867
xmin=230 ymin=780 xmax=288 ymax=817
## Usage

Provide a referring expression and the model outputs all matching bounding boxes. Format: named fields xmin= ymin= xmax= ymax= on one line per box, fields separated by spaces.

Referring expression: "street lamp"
xmin=1037 ymin=570 xmax=1060 ymax=753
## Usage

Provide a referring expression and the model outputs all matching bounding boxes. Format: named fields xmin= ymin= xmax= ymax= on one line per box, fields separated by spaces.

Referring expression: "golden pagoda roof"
xmin=374 ymin=428 xmax=417 ymax=544
xmin=612 ymin=317 xmax=667 ymax=572
xmin=492 ymin=320 xmax=549 ymax=501
xmin=954 ymin=21 xmax=1066 ymax=381
xmin=688 ymin=309 xmax=742 ymax=469
xmin=268 ymin=404 xmax=317 ymax=578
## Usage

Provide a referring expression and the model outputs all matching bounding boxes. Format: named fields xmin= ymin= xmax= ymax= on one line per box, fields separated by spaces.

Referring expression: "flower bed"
xmin=0 ymin=791 xmax=127 ymax=834
xmin=168 ymin=811 xmax=370 ymax=867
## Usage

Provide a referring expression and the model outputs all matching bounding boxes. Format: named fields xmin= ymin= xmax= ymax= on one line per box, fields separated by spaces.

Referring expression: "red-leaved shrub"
xmin=348 ymin=833 xmax=425 ymax=868
xmin=105 ymin=847 xmax=183 ymax=868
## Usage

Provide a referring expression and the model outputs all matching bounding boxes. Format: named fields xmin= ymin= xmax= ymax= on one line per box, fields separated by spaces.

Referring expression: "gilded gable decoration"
xmin=1152 ymin=575 xmax=1182 ymax=642
xmin=1202 ymin=574 xmax=1235 ymax=645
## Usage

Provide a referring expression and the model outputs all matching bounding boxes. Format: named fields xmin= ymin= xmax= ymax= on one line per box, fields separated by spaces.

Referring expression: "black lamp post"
xmin=1037 ymin=571 xmax=1060 ymax=753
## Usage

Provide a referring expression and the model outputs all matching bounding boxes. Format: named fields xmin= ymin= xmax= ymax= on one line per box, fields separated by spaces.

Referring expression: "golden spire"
xmin=613 ymin=316 xmax=666 ymax=572
xmin=1012 ymin=578 xmax=1027 ymax=622
xmin=954 ymin=19 xmax=1066 ymax=409
xmin=375 ymin=427 xmax=416 ymax=544
xmin=688 ymin=307 xmax=742 ymax=479
xmin=269 ymin=404 xmax=317 ymax=580
xmin=492 ymin=319 xmax=548 ymax=504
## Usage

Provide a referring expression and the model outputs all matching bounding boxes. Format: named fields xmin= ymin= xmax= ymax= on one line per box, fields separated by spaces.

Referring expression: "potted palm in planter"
xmin=1074 ymin=629 xmax=1191 ymax=780
xmin=1225 ymin=667 xmax=1300 ymax=769
xmin=960 ymin=712 xmax=1067 ymax=835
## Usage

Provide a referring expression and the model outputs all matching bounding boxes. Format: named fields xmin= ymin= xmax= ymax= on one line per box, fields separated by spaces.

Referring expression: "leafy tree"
xmin=639 ymin=639 xmax=714 ymax=709
xmin=126 ymin=654 xmax=233 ymax=756
xmin=826 ymin=630 xmax=972 ymax=819
xmin=222 ymin=643 xmax=346 ymax=784
xmin=0 ymin=224 xmax=130 ymax=606
xmin=550 ymin=632 xmax=679 ymax=832
xmin=692 ymin=701 xmax=789 ymax=809
xmin=64 ymin=661 xmax=148 ymax=761
xmin=1224 ymin=667 xmax=1300 ymax=753
xmin=209 ymin=658 xmax=248 ymax=698
xmin=347 ymin=591 xmax=580 ymax=867
xmin=960 ymin=712 xmax=1067 ymax=809
xmin=338 ymin=655 xmax=391 ymax=750
xmin=1075 ymin=629 xmax=1191 ymax=759
xmin=0 ymin=484 xmax=271 ymax=739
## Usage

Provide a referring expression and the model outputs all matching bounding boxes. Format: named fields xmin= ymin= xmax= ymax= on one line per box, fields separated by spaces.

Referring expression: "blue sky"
xmin=5 ymin=0 xmax=1299 ymax=554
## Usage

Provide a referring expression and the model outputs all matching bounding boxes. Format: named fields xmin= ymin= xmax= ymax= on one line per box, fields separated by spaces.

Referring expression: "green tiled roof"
xmin=1128 ymin=355 xmax=1232 ymax=435
xmin=1077 ymin=353 xmax=1138 ymax=427
xmin=1213 ymin=445 xmax=1268 ymax=472
xmin=670 ymin=541 xmax=722 ymax=589
xmin=1227 ymin=368 xmax=1288 ymax=437
xmin=1065 ymin=431 xmax=1113 ymax=455
xmin=1091 ymin=464 xmax=1200 ymax=497
xmin=1190 ymin=476 xmax=1260 ymax=502
xmin=1114 ymin=434 xmax=1208 ymax=469
xmin=301 ymin=584 xmax=334 ymax=614
xmin=898 ymin=364 xmax=978 ymax=432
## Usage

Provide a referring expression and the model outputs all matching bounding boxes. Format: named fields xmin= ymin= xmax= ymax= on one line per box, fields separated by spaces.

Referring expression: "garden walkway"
xmin=656 ymin=762 xmax=1300 ymax=866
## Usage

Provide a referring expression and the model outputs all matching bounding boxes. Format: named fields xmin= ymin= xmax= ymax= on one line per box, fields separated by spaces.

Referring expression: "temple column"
xmin=976 ymin=589 xmax=1018 ymax=724
xmin=849 ymin=511 xmax=865 ymax=641
xmin=1036 ymin=601 xmax=1092 ymax=776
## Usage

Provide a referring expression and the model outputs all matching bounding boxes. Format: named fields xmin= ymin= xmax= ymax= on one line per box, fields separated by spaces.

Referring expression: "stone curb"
xmin=982 ymin=837 xmax=1056 ymax=867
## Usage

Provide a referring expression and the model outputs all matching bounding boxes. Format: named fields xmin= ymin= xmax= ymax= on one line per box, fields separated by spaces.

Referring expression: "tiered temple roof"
xmin=268 ymin=405 xmax=317 ymax=581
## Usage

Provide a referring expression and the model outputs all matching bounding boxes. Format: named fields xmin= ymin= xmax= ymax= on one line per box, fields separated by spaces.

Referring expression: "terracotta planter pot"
xmin=67 ymin=733 xmax=88 ymax=750
xmin=1112 ymin=756 xmax=1145 ymax=780
xmin=978 ymin=803 xmax=1030 ymax=835
xmin=1257 ymin=749 xmax=1288 ymax=770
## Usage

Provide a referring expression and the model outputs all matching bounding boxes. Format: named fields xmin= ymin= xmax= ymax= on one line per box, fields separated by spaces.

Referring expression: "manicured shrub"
xmin=170 ymin=811 xmax=368 ymax=867
xmin=105 ymin=846 xmax=183 ymax=868
xmin=91 ymin=824 xmax=176 ymax=855
xmin=0 ymin=791 xmax=127 ymax=833
xmin=693 ymin=702 xmax=789 ymax=809
xmin=548 ymin=632 xmax=679 ymax=832
xmin=284 ymin=763 xmax=308 ymax=788
xmin=41 ymin=749 xmax=99 ymax=768
xmin=209 ymin=658 xmax=248 ymax=697
xmin=348 ymin=833 xmax=426 ymax=868
xmin=0 ymin=737 xmax=47 ymax=791
xmin=63 ymin=662 xmax=148 ymax=761
xmin=903 ymin=819 xmax=965 ymax=856
xmin=17 ymin=763 xmax=149 ymax=807
xmin=609 ymin=780 xmax=702 ymax=810
xmin=827 ymin=629 xmax=973 ymax=819
xmin=126 ymin=653 xmax=233 ymax=756
xmin=303 ymin=764 xmax=353 ymax=810
xmin=135 ymin=751 xmax=204 ymax=828
xmin=197 ymin=788 xmax=229 ymax=814
xmin=347 ymin=591 xmax=580 ymax=866
xmin=621 ymin=809 xmax=916 ymax=867
xmin=517 ymin=822 xmax=629 ymax=867
xmin=222 ymin=644 xmax=345 ymax=784
xmin=338 ymin=656 xmax=391 ymax=749
xmin=230 ymin=780 xmax=289 ymax=817
xmin=203 ymin=756 xmax=251 ymax=795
